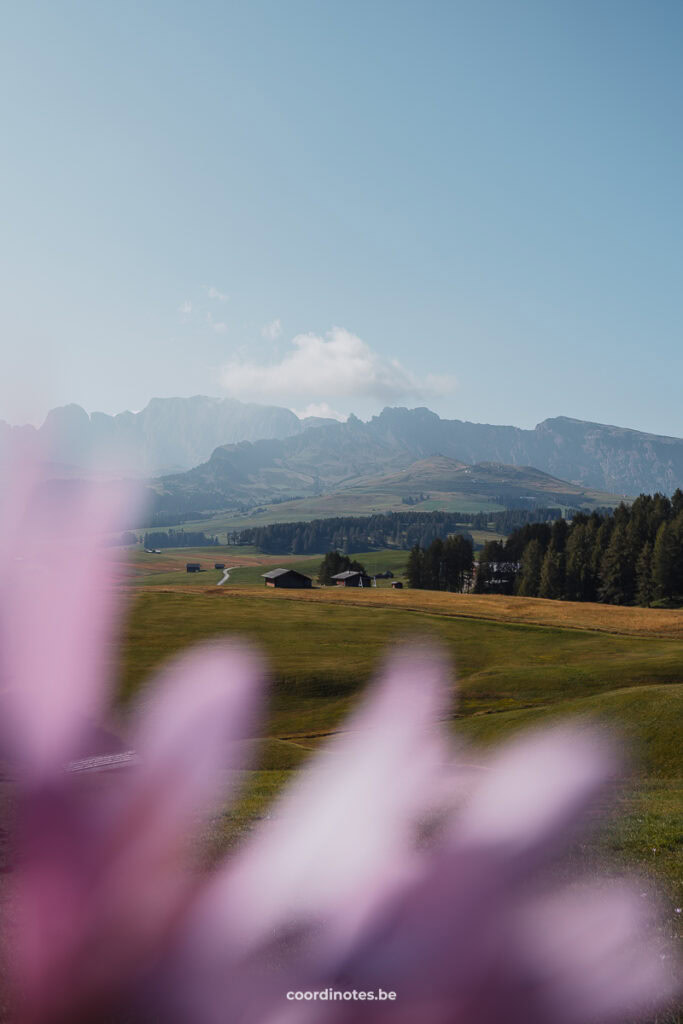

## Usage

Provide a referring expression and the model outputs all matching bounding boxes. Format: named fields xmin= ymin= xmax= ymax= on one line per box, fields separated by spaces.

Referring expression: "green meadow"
xmin=119 ymin=588 xmax=683 ymax=919
xmin=134 ymin=548 xmax=410 ymax=587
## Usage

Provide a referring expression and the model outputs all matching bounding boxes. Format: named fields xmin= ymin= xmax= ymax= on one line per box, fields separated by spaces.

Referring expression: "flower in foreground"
xmin=0 ymin=460 xmax=677 ymax=1023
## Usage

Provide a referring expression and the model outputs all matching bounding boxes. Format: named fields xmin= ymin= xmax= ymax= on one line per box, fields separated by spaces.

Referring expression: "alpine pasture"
xmin=118 ymin=546 xmax=683 ymax=921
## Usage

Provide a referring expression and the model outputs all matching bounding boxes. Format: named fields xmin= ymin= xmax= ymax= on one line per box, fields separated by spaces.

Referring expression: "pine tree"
xmin=652 ymin=521 xmax=678 ymax=602
xmin=539 ymin=548 xmax=563 ymax=599
xmin=406 ymin=544 xmax=425 ymax=589
xmin=564 ymin=523 xmax=591 ymax=600
xmin=635 ymin=541 xmax=655 ymax=606
xmin=517 ymin=539 xmax=543 ymax=597
xmin=426 ymin=538 xmax=445 ymax=590
xmin=442 ymin=534 xmax=474 ymax=592
xmin=599 ymin=525 xmax=634 ymax=605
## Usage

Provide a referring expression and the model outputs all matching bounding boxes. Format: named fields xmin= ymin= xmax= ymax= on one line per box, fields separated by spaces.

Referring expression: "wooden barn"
xmin=331 ymin=570 xmax=372 ymax=588
xmin=262 ymin=568 xmax=312 ymax=589
xmin=186 ymin=563 xmax=201 ymax=573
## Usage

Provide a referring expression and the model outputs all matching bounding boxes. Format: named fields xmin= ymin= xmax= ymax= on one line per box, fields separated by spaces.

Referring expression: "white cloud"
xmin=221 ymin=327 xmax=457 ymax=409
xmin=213 ymin=322 xmax=228 ymax=334
xmin=208 ymin=286 xmax=229 ymax=302
xmin=261 ymin=318 xmax=282 ymax=340
xmin=292 ymin=402 xmax=347 ymax=421
xmin=178 ymin=300 xmax=192 ymax=315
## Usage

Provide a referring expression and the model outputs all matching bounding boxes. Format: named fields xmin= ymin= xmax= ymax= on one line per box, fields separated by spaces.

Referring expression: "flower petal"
xmin=193 ymin=646 xmax=453 ymax=957
xmin=0 ymin=455 xmax=137 ymax=778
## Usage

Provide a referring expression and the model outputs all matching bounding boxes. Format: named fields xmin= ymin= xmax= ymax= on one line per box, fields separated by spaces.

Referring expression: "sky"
xmin=1 ymin=0 xmax=681 ymax=435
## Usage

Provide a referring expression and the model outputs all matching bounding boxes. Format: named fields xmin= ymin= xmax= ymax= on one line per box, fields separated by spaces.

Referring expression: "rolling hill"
xmin=152 ymin=444 xmax=622 ymax=516
xmin=344 ymin=455 xmax=614 ymax=501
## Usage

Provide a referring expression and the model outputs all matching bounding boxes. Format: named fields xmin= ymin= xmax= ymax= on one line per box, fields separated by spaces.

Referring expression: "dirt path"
xmin=217 ymin=566 xmax=240 ymax=585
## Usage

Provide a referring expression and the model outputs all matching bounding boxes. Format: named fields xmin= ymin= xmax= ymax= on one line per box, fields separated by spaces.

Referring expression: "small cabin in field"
xmin=391 ymin=580 xmax=403 ymax=589
xmin=186 ymin=563 xmax=201 ymax=573
xmin=214 ymin=563 xmax=226 ymax=570
xmin=331 ymin=570 xmax=372 ymax=588
xmin=262 ymin=568 xmax=312 ymax=589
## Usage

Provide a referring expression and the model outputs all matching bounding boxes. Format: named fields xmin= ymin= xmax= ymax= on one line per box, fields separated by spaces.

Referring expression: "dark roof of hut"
xmin=262 ymin=567 xmax=311 ymax=580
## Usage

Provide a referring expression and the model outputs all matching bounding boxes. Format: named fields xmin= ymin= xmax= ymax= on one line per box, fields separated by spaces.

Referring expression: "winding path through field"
xmin=217 ymin=567 xmax=240 ymax=585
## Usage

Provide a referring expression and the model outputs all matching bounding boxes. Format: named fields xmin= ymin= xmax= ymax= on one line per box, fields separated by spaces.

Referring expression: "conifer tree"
xmin=406 ymin=544 xmax=425 ymax=589
xmin=427 ymin=538 xmax=445 ymax=590
xmin=564 ymin=523 xmax=593 ymax=600
xmin=652 ymin=521 xmax=678 ymax=602
xmin=599 ymin=525 xmax=635 ymax=604
xmin=517 ymin=539 xmax=543 ymax=596
xmin=635 ymin=541 xmax=655 ymax=607
xmin=539 ymin=548 xmax=563 ymax=599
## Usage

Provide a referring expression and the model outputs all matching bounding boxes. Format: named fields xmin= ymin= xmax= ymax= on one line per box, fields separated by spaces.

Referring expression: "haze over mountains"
xmin=0 ymin=396 xmax=336 ymax=476
xmin=152 ymin=403 xmax=683 ymax=513
xmin=3 ymin=398 xmax=682 ymax=508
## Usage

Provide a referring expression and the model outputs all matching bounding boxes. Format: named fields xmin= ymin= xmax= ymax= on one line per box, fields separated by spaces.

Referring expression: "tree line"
xmin=474 ymin=490 xmax=683 ymax=606
xmin=406 ymin=535 xmax=474 ymax=592
xmin=234 ymin=508 xmax=570 ymax=555
xmin=142 ymin=529 xmax=220 ymax=549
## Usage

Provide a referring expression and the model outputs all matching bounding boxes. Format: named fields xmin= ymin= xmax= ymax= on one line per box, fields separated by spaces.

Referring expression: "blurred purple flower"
xmin=0 ymin=458 xmax=677 ymax=1023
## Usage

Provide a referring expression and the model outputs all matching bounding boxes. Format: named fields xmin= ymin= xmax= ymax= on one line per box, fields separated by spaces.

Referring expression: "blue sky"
xmin=1 ymin=0 xmax=681 ymax=435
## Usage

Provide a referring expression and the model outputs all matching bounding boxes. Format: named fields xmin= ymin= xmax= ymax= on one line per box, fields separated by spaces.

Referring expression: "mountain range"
xmin=0 ymin=396 xmax=336 ymax=476
xmin=151 ymin=405 xmax=683 ymax=513
xmin=3 ymin=398 xmax=681 ymax=508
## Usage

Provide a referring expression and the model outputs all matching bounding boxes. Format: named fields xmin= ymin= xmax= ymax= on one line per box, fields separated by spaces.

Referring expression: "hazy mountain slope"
xmin=0 ymin=396 xmax=334 ymax=475
xmin=151 ymin=406 xmax=683 ymax=512
xmin=152 ymin=443 xmax=619 ymax=515
xmin=341 ymin=408 xmax=683 ymax=495
xmin=3 ymin=400 xmax=681 ymax=495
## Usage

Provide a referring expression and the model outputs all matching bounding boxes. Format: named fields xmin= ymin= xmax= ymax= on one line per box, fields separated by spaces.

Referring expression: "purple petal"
xmin=454 ymin=725 xmax=615 ymax=860
xmin=518 ymin=882 xmax=679 ymax=1022
xmin=0 ymin=455 xmax=137 ymax=778
xmin=122 ymin=641 xmax=266 ymax=844
xmin=12 ymin=642 xmax=265 ymax=1024
xmin=190 ymin=647 xmax=453 ymax=956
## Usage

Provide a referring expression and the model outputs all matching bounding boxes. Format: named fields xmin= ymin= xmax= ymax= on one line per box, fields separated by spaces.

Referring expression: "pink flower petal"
xmin=454 ymin=725 xmax=615 ymax=860
xmin=218 ymin=648 xmax=450 ymax=941
xmin=518 ymin=882 xmax=679 ymax=1023
xmin=122 ymin=641 xmax=266 ymax=846
xmin=12 ymin=642 xmax=265 ymax=1024
xmin=0 ymin=458 xmax=138 ymax=778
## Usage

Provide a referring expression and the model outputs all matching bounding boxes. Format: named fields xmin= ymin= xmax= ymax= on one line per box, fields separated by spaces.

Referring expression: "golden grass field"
xmin=139 ymin=584 xmax=683 ymax=640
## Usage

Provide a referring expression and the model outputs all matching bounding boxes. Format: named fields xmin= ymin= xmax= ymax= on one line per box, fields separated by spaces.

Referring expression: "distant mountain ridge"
xmin=3 ymin=398 xmax=681 ymax=497
xmin=0 ymin=396 xmax=337 ymax=475
xmin=152 ymin=407 xmax=683 ymax=512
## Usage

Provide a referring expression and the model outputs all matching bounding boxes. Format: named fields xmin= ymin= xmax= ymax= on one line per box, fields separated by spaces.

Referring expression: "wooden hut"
xmin=262 ymin=568 xmax=312 ymax=589
xmin=331 ymin=570 xmax=372 ymax=588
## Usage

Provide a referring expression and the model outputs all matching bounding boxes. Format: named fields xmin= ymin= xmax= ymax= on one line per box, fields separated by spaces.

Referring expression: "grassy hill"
xmin=143 ymin=456 xmax=619 ymax=536
xmin=340 ymin=455 xmax=618 ymax=504
xmin=150 ymin=418 xmax=627 ymax=518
